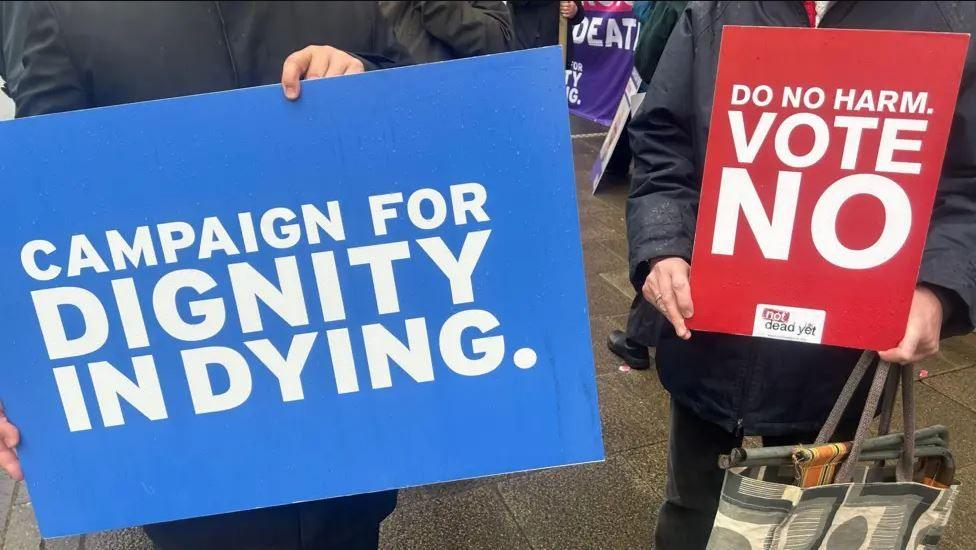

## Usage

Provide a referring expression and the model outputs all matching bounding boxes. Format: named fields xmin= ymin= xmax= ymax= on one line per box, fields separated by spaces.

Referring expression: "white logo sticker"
xmin=752 ymin=304 xmax=826 ymax=344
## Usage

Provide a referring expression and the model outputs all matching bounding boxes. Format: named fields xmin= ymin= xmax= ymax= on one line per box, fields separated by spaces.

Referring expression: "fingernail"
xmin=683 ymin=310 xmax=693 ymax=318
xmin=283 ymin=85 xmax=297 ymax=100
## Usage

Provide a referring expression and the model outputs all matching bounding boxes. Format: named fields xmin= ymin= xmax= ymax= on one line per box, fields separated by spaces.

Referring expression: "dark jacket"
xmin=379 ymin=1 xmax=513 ymax=64
xmin=0 ymin=1 xmax=29 ymax=98
xmin=627 ymin=1 xmax=976 ymax=435
xmin=508 ymin=0 xmax=583 ymax=68
xmin=15 ymin=1 xmax=409 ymax=117
xmin=633 ymin=1 xmax=685 ymax=85
xmin=632 ymin=1 xmax=656 ymax=24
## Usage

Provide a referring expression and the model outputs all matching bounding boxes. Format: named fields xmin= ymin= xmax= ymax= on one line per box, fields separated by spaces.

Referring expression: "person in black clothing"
xmin=380 ymin=1 xmax=513 ymax=64
xmin=13 ymin=1 xmax=409 ymax=117
xmin=508 ymin=0 xmax=583 ymax=67
xmin=0 ymin=2 xmax=410 ymax=548
xmin=0 ymin=1 xmax=28 ymax=100
xmin=628 ymin=2 xmax=976 ymax=548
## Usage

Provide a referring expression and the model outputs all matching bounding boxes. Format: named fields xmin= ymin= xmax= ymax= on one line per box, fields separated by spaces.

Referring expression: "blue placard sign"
xmin=0 ymin=47 xmax=602 ymax=537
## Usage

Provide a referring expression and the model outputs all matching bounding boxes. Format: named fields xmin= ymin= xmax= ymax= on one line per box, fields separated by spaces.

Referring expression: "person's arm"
xmin=881 ymin=38 xmax=976 ymax=363
xmin=627 ymin=9 xmax=697 ymax=285
xmin=419 ymin=1 xmax=514 ymax=57
xmin=281 ymin=4 xmax=411 ymax=100
xmin=15 ymin=1 xmax=89 ymax=117
xmin=626 ymin=9 xmax=697 ymax=338
xmin=567 ymin=0 xmax=585 ymax=27
xmin=915 ymin=51 xmax=976 ymax=336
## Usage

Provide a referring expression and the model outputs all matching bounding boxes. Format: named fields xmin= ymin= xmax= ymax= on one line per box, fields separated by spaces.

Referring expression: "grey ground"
xmin=1 ymin=116 xmax=975 ymax=549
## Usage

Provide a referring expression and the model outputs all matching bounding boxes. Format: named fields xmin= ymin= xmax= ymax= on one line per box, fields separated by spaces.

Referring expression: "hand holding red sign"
xmin=685 ymin=26 xmax=969 ymax=351
xmin=642 ymin=257 xmax=693 ymax=340
xmin=879 ymin=286 xmax=943 ymax=364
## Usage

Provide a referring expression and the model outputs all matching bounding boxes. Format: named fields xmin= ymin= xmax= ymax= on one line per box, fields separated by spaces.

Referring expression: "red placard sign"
xmin=687 ymin=26 xmax=969 ymax=350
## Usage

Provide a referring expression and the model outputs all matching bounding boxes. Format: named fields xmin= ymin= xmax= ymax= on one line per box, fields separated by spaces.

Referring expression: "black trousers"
xmin=625 ymin=294 xmax=663 ymax=348
xmin=143 ymin=490 xmax=397 ymax=550
xmin=655 ymin=402 xmax=855 ymax=549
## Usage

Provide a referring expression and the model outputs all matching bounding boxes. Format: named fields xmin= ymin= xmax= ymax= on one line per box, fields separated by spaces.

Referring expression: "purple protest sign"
xmin=566 ymin=1 xmax=638 ymax=125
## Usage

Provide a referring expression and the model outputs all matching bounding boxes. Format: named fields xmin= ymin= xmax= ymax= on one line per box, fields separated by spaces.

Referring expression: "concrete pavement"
xmin=0 ymin=116 xmax=974 ymax=549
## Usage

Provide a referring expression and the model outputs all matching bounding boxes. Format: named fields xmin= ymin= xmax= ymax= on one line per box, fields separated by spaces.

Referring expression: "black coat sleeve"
xmin=625 ymin=9 xmax=697 ymax=289
xmin=14 ymin=1 xmax=88 ymax=117
xmin=420 ymin=1 xmax=514 ymax=57
xmin=917 ymin=38 xmax=976 ymax=335
xmin=568 ymin=1 xmax=585 ymax=27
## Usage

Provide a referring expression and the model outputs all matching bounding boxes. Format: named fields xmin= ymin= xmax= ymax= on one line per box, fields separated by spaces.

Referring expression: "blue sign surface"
xmin=0 ymin=47 xmax=602 ymax=537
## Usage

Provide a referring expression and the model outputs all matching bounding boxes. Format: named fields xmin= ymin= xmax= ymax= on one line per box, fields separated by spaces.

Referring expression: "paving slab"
xmin=891 ymin=382 xmax=976 ymax=469
xmin=590 ymin=314 xmax=637 ymax=374
xmin=4 ymin=504 xmax=40 ymax=550
xmin=596 ymin=373 xmax=670 ymax=455
xmin=40 ymin=536 xmax=80 ymax=550
xmin=941 ymin=333 xmax=976 ymax=368
xmin=575 ymin=193 xmax=616 ymax=220
xmin=83 ymin=528 xmax=152 ymax=550
xmin=592 ymin=181 xmax=629 ymax=207
xmin=617 ymin=442 xmax=670 ymax=500
xmin=582 ymin=240 xmax=629 ymax=279
xmin=11 ymin=484 xmax=27 ymax=507
xmin=923 ymin=365 xmax=976 ymax=412
xmin=613 ymin=370 xmax=670 ymax=440
xmin=497 ymin=443 xmax=665 ymax=550
xmin=917 ymin=334 xmax=976 ymax=377
xmin=917 ymin=351 xmax=968 ymax=378
xmin=585 ymin=272 xmax=632 ymax=318
xmin=940 ymin=465 xmax=975 ymax=550
xmin=599 ymin=269 xmax=637 ymax=301
xmin=395 ymin=474 xmax=513 ymax=508
xmin=592 ymin=205 xmax=626 ymax=234
xmin=0 ymin=473 xmax=16 ymax=547
xmin=594 ymin=237 xmax=630 ymax=267
xmin=578 ymin=214 xmax=625 ymax=245
xmin=379 ymin=485 xmax=530 ymax=550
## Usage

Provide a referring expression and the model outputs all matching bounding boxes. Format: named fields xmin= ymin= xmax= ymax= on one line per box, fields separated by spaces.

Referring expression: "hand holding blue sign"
xmin=0 ymin=405 xmax=21 ymax=481
xmin=281 ymin=45 xmax=366 ymax=100
xmin=0 ymin=48 xmax=602 ymax=537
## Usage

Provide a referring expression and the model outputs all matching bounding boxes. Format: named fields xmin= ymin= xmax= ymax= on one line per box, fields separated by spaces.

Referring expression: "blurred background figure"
xmin=509 ymin=0 xmax=583 ymax=67
xmin=631 ymin=1 xmax=655 ymax=25
xmin=633 ymin=1 xmax=685 ymax=86
xmin=380 ymin=1 xmax=513 ymax=64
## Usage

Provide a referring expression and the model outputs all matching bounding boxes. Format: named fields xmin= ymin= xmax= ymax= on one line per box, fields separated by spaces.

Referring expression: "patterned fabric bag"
xmin=708 ymin=353 xmax=960 ymax=549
